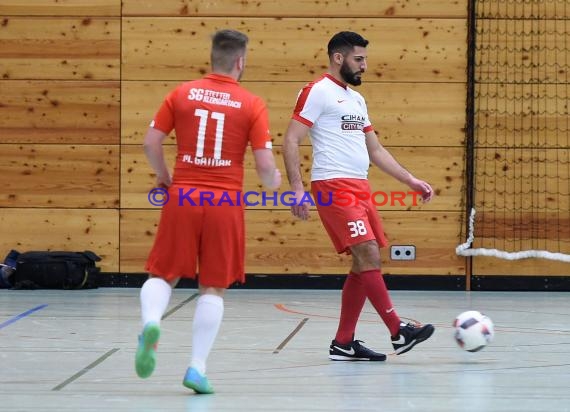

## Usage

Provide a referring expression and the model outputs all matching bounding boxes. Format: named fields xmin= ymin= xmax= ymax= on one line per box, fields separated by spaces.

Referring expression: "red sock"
xmin=334 ymin=272 xmax=366 ymax=344
xmin=359 ymin=269 xmax=401 ymax=337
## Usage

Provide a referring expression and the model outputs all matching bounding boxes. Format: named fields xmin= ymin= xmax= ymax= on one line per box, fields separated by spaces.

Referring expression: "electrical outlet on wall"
xmin=390 ymin=245 xmax=416 ymax=261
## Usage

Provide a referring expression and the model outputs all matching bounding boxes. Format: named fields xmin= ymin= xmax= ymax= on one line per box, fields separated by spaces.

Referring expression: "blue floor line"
xmin=0 ymin=304 xmax=48 ymax=330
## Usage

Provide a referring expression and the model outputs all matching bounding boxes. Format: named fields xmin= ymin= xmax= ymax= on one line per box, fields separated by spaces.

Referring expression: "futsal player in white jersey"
xmin=283 ymin=31 xmax=435 ymax=360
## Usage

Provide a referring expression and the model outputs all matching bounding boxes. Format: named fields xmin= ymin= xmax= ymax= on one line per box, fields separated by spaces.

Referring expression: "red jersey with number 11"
xmin=151 ymin=73 xmax=273 ymax=191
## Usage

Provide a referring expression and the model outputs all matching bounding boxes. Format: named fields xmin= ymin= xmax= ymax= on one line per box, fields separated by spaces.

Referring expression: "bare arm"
xmin=282 ymin=119 xmax=311 ymax=219
xmin=143 ymin=127 xmax=172 ymax=187
xmin=253 ymin=148 xmax=281 ymax=190
xmin=283 ymin=120 xmax=310 ymax=191
xmin=365 ymin=131 xmax=433 ymax=202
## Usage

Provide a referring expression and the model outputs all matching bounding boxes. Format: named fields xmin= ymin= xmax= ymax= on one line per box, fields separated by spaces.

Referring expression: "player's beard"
xmin=340 ymin=61 xmax=362 ymax=86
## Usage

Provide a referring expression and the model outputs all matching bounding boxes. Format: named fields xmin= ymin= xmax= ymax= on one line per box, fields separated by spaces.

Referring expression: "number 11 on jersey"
xmin=194 ymin=109 xmax=225 ymax=159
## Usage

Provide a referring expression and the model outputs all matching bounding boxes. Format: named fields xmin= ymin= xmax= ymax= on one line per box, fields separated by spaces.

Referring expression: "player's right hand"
xmin=291 ymin=189 xmax=310 ymax=220
xmin=156 ymin=173 xmax=172 ymax=188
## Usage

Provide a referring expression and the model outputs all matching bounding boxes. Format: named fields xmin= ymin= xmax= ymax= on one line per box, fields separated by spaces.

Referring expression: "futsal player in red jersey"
xmin=283 ymin=31 xmax=435 ymax=361
xmin=136 ymin=29 xmax=281 ymax=393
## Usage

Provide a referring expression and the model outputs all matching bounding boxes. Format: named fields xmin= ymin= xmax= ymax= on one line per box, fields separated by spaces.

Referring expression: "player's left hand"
xmin=408 ymin=178 xmax=434 ymax=203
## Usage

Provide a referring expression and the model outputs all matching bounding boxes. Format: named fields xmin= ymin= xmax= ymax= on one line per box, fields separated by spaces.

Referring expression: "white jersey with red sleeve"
xmin=292 ymin=73 xmax=374 ymax=181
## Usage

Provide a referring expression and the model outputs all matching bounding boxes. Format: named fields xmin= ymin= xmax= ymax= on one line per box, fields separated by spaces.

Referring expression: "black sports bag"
xmin=12 ymin=250 xmax=101 ymax=290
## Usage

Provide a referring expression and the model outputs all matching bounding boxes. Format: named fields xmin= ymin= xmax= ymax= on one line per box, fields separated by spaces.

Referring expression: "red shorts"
xmin=311 ymin=178 xmax=388 ymax=254
xmin=145 ymin=187 xmax=245 ymax=288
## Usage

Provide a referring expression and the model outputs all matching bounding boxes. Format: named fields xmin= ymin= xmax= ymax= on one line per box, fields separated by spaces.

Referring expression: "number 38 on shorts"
xmin=347 ymin=220 xmax=368 ymax=238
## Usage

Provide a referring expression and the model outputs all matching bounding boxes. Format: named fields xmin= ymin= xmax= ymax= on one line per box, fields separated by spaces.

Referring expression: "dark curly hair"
xmin=327 ymin=31 xmax=369 ymax=58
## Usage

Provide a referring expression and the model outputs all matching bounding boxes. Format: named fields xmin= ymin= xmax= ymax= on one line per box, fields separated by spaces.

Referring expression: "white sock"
xmin=140 ymin=277 xmax=172 ymax=326
xmin=191 ymin=294 xmax=224 ymax=375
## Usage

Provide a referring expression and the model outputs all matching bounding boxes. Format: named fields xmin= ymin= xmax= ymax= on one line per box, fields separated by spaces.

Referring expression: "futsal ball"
xmin=453 ymin=310 xmax=494 ymax=352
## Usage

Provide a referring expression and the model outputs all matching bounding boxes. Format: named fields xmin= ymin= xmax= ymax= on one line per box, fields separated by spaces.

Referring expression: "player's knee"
xmin=148 ymin=274 xmax=179 ymax=288
xmin=351 ymin=240 xmax=381 ymax=268
xmin=199 ymin=285 xmax=226 ymax=297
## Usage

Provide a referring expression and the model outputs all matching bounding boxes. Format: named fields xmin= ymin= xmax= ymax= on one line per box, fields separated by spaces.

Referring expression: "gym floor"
xmin=1 ymin=288 xmax=569 ymax=412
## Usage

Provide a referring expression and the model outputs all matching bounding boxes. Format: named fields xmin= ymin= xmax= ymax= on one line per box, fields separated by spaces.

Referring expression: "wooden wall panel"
xmin=365 ymin=82 xmax=466 ymax=147
xmin=247 ymin=210 xmax=464 ymax=275
xmin=0 ymin=208 xmax=119 ymax=272
xmin=121 ymin=144 xmax=176 ymax=208
xmin=367 ymin=147 xmax=463 ymax=211
xmin=121 ymin=81 xmax=466 ymax=147
xmin=121 ymin=81 xmax=177 ymax=145
xmin=120 ymin=209 xmax=464 ymax=275
xmin=0 ymin=145 xmax=119 ymax=208
xmin=120 ymin=145 xmax=463 ymax=211
xmin=0 ymin=0 xmax=120 ymax=16
xmin=119 ymin=209 xmax=155 ymax=273
xmin=122 ymin=0 xmax=467 ymax=18
xmin=0 ymin=80 xmax=119 ymax=144
xmin=474 ymin=257 xmax=570 ymax=276
xmin=122 ymin=18 xmax=466 ymax=82
xmin=0 ymin=17 xmax=120 ymax=80
xmin=0 ymin=2 xmax=470 ymax=279
xmin=381 ymin=211 xmax=464 ymax=275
